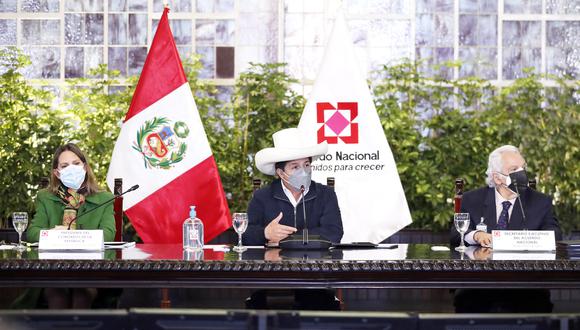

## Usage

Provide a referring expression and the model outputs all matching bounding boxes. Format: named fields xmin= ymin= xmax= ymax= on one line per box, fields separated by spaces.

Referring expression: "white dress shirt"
xmin=281 ymin=181 xmax=309 ymax=208
xmin=464 ymin=188 xmax=517 ymax=245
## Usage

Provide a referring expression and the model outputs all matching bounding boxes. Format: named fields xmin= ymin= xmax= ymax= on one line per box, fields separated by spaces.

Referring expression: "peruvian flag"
xmin=107 ymin=8 xmax=231 ymax=243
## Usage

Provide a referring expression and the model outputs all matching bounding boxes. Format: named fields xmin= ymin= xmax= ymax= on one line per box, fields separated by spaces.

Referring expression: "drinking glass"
xmin=454 ymin=213 xmax=470 ymax=252
xmin=12 ymin=212 xmax=28 ymax=250
xmin=232 ymin=213 xmax=248 ymax=252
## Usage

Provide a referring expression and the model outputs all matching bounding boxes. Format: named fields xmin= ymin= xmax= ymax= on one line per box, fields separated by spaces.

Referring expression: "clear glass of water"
xmin=232 ymin=213 xmax=248 ymax=252
xmin=12 ymin=212 xmax=28 ymax=250
xmin=454 ymin=213 xmax=470 ymax=252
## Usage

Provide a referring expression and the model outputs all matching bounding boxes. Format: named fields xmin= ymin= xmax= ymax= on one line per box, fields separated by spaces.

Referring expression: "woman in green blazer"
xmin=28 ymin=143 xmax=115 ymax=242
xmin=15 ymin=143 xmax=116 ymax=309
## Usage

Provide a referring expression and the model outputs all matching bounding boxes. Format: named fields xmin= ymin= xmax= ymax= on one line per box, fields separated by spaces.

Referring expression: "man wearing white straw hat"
xmin=243 ymin=127 xmax=343 ymax=310
xmin=244 ymin=127 xmax=343 ymax=246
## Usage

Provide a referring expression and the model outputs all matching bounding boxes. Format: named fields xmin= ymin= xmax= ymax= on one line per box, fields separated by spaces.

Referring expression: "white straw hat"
xmin=255 ymin=128 xmax=328 ymax=175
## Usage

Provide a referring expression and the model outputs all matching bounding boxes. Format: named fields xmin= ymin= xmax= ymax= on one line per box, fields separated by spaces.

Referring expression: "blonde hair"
xmin=49 ymin=143 xmax=102 ymax=195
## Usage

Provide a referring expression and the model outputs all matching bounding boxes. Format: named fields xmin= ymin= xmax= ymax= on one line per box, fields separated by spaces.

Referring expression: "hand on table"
xmin=474 ymin=231 xmax=492 ymax=247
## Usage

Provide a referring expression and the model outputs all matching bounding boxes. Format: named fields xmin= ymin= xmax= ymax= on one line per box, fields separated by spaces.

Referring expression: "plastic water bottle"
xmin=183 ymin=249 xmax=204 ymax=261
xmin=183 ymin=206 xmax=203 ymax=251
xmin=476 ymin=217 xmax=487 ymax=233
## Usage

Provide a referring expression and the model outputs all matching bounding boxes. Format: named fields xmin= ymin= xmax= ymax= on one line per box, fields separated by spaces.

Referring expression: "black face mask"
xmin=508 ymin=169 xmax=529 ymax=191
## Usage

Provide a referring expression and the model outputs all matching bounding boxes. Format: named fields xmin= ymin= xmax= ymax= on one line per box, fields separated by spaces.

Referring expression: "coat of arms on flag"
xmin=107 ymin=7 xmax=231 ymax=243
xmin=132 ymin=117 xmax=190 ymax=169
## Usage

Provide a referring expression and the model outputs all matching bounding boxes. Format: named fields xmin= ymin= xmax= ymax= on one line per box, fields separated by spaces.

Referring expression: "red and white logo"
xmin=316 ymin=102 xmax=358 ymax=144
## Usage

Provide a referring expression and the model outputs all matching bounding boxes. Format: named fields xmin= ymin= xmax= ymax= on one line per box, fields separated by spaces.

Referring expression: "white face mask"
xmin=284 ymin=167 xmax=312 ymax=191
xmin=59 ymin=164 xmax=86 ymax=190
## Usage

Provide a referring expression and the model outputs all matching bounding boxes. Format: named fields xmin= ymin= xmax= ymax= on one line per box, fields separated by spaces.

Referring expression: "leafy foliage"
xmin=485 ymin=70 xmax=580 ymax=231
xmin=374 ymin=60 xmax=579 ymax=231
xmin=0 ymin=51 xmax=577 ymax=234
xmin=207 ymin=63 xmax=305 ymax=213
xmin=63 ymin=64 xmax=135 ymax=185
xmin=0 ymin=48 xmax=67 ymax=226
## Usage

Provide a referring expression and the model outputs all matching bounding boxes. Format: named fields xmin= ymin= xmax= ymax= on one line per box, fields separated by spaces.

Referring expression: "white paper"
xmin=431 ymin=246 xmax=450 ymax=251
xmin=204 ymin=244 xmax=230 ymax=252
xmin=342 ymin=244 xmax=409 ymax=260
xmin=104 ymin=242 xmax=136 ymax=249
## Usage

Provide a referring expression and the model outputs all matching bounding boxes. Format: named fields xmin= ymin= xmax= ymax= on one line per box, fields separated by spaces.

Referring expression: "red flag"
xmin=107 ymin=8 xmax=231 ymax=243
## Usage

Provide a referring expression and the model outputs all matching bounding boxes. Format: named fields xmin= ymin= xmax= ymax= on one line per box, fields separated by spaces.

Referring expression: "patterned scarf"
xmin=56 ymin=184 xmax=86 ymax=227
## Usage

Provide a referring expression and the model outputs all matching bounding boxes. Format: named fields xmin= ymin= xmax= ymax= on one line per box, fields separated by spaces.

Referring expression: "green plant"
xmin=63 ymin=64 xmax=135 ymax=186
xmin=212 ymin=63 xmax=306 ymax=212
xmin=374 ymin=60 xmax=495 ymax=230
xmin=1 ymin=51 xmax=577 ymax=235
xmin=0 ymin=48 xmax=67 ymax=225
xmin=486 ymin=70 xmax=580 ymax=231
xmin=374 ymin=60 xmax=579 ymax=232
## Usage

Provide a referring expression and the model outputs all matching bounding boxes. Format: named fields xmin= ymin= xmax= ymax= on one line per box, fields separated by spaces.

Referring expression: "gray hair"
xmin=485 ymin=145 xmax=521 ymax=187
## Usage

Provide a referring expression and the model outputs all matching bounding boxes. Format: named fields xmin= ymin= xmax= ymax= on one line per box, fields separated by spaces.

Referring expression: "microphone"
xmin=511 ymin=178 xmax=527 ymax=230
xmin=278 ymin=184 xmax=331 ymax=250
xmin=300 ymin=185 xmax=308 ymax=244
xmin=67 ymin=184 xmax=139 ymax=230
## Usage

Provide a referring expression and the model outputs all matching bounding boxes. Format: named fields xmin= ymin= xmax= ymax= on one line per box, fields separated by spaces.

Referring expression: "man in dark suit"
xmin=451 ymin=145 xmax=562 ymax=313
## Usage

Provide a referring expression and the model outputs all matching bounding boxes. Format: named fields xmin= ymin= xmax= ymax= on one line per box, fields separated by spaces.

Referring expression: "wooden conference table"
xmin=0 ymin=244 xmax=578 ymax=289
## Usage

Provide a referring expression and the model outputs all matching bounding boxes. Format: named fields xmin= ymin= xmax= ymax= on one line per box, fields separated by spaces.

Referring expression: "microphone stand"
xmin=278 ymin=184 xmax=331 ymax=251
xmin=67 ymin=185 xmax=139 ymax=230
xmin=301 ymin=186 xmax=308 ymax=245
xmin=512 ymin=179 xmax=527 ymax=230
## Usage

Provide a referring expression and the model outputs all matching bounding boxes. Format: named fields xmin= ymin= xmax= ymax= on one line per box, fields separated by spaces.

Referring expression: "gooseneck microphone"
xmin=278 ymin=184 xmax=331 ymax=250
xmin=300 ymin=185 xmax=308 ymax=244
xmin=67 ymin=184 xmax=139 ymax=230
xmin=511 ymin=179 xmax=527 ymax=230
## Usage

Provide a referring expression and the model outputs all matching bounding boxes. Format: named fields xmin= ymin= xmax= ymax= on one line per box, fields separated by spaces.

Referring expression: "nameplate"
xmin=492 ymin=230 xmax=556 ymax=251
xmin=492 ymin=252 xmax=556 ymax=261
xmin=38 ymin=230 xmax=104 ymax=251
xmin=39 ymin=252 xmax=104 ymax=260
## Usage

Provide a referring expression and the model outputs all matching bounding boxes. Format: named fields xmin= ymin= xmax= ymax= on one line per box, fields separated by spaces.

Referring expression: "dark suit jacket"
xmin=244 ymin=179 xmax=343 ymax=246
xmin=450 ymin=186 xmax=562 ymax=246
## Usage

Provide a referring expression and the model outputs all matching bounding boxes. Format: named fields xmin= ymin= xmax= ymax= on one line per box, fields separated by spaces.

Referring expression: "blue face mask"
xmin=59 ymin=164 xmax=86 ymax=190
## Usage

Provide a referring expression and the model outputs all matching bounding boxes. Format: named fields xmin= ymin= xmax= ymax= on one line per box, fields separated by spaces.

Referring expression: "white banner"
xmin=298 ymin=12 xmax=412 ymax=243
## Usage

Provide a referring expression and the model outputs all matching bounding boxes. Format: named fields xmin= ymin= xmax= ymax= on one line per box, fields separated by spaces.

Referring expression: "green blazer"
xmin=27 ymin=189 xmax=116 ymax=242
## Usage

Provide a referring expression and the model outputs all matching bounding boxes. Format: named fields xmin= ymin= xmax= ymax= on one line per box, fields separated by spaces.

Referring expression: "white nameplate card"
xmin=492 ymin=252 xmax=556 ymax=261
xmin=38 ymin=230 xmax=104 ymax=251
xmin=39 ymin=252 xmax=104 ymax=260
xmin=492 ymin=230 xmax=556 ymax=251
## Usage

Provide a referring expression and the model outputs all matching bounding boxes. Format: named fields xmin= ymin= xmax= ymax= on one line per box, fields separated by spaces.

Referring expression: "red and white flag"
xmin=107 ymin=8 xmax=231 ymax=243
xmin=298 ymin=12 xmax=412 ymax=243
